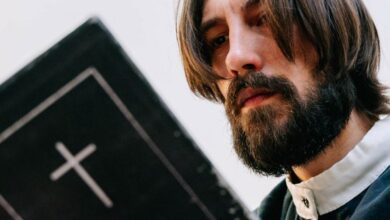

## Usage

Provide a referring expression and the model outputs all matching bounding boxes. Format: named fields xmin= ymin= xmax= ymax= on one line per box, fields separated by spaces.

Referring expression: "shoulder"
xmin=351 ymin=166 xmax=390 ymax=219
xmin=255 ymin=179 xmax=291 ymax=219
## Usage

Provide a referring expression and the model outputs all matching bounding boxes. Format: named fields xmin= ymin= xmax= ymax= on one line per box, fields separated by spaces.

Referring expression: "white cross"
xmin=50 ymin=142 xmax=113 ymax=208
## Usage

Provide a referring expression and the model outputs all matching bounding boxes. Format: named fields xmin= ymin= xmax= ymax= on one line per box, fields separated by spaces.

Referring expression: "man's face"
xmin=201 ymin=0 xmax=353 ymax=175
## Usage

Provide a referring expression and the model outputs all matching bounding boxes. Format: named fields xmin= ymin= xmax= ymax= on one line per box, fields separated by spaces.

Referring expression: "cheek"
xmin=289 ymin=68 xmax=317 ymax=102
xmin=216 ymin=80 xmax=230 ymax=99
xmin=211 ymin=47 xmax=229 ymax=77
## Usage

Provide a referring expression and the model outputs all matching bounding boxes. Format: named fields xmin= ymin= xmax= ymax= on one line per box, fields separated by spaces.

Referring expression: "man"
xmin=177 ymin=0 xmax=390 ymax=219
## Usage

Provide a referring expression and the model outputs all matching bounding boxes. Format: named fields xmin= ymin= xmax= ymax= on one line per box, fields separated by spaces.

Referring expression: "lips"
xmin=236 ymin=87 xmax=275 ymax=109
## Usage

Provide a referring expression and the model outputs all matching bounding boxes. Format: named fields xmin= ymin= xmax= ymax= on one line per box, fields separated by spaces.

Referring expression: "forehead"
xmin=202 ymin=0 xmax=260 ymax=22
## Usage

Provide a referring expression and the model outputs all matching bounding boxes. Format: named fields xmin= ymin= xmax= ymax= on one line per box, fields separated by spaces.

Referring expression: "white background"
xmin=0 ymin=0 xmax=389 ymax=211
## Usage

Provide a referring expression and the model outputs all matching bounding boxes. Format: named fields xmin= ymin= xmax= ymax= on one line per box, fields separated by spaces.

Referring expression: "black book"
xmin=0 ymin=18 xmax=253 ymax=220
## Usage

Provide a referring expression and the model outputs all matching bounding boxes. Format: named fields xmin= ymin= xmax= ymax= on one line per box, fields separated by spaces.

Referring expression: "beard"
xmin=225 ymin=71 xmax=355 ymax=176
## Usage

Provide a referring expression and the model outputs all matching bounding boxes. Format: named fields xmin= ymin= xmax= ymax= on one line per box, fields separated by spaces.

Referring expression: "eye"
xmin=255 ymin=14 xmax=267 ymax=27
xmin=210 ymin=35 xmax=228 ymax=49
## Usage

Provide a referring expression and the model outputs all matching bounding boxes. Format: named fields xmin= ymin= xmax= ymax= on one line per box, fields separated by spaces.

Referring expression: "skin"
xmin=201 ymin=0 xmax=373 ymax=181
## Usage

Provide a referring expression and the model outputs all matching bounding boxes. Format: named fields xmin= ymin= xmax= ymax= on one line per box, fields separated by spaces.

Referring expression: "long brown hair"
xmin=177 ymin=0 xmax=389 ymax=120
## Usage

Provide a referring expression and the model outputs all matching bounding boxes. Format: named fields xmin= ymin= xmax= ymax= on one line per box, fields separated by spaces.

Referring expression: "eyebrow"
xmin=242 ymin=0 xmax=260 ymax=12
xmin=200 ymin=18 xmax=223 ymax=34
xmin=200 ymin=0 xmax=261 ymax=34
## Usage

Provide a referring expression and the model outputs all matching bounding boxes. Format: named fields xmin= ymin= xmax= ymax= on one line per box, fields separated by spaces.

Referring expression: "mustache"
xmin=225 ymin=72 xmax=297 ymax=115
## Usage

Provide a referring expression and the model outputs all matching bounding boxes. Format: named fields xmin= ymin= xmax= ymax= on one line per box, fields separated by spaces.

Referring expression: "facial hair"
xmin=225 ymin=72 xmax=355 ymax=176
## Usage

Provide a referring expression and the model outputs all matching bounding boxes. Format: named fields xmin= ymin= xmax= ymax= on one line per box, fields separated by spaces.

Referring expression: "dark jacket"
xmin=256 ymin=167 xmax=390 ymax=220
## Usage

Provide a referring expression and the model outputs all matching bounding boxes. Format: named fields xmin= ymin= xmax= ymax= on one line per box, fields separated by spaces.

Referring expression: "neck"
xmin=292 ymin=109 xmax=375 ymax=181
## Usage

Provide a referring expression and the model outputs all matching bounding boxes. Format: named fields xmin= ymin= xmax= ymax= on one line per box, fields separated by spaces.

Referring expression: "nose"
xmin=225 ymin=27 xmax=263 ymax=78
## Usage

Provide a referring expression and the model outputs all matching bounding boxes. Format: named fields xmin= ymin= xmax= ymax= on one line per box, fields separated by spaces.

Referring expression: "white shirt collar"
xmin=285 ymin=116 xmax=390 ymax=219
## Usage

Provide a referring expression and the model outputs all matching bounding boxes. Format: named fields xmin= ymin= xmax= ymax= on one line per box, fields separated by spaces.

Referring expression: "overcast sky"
xmin=0 ymin=0 xmax=389 ymax=211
